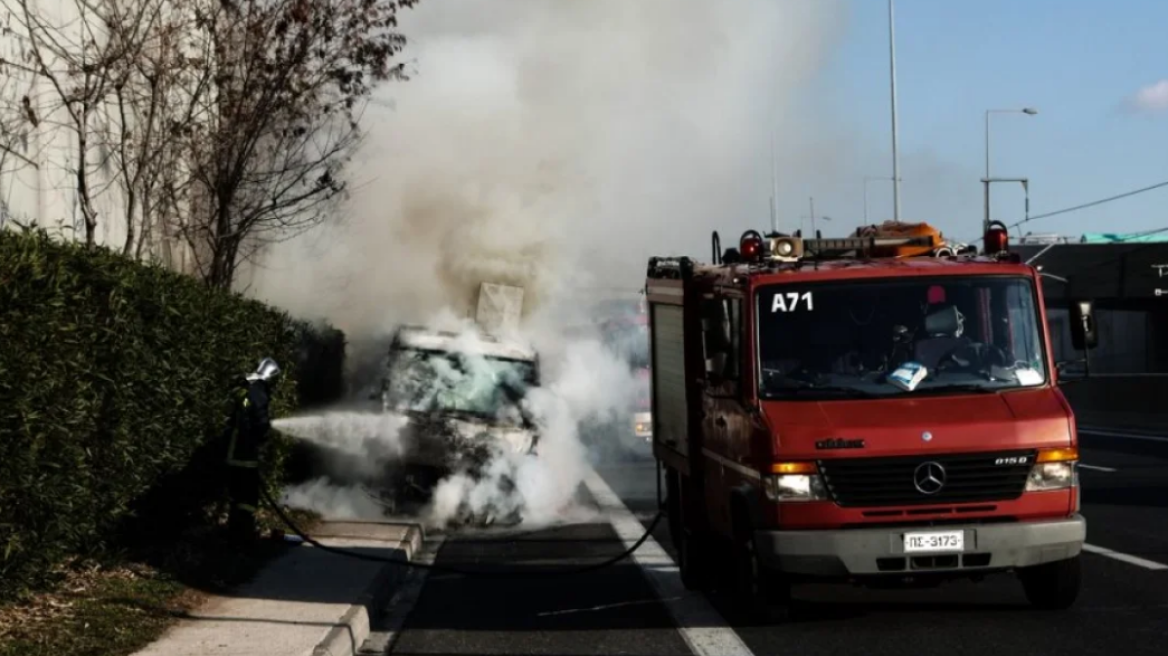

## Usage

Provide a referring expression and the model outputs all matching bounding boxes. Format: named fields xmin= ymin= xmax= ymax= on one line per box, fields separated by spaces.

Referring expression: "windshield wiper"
xmin=903 ymin=383 xmax=1001 ymax=395
xmin=767 ymin=382 xmax=878 ymax=399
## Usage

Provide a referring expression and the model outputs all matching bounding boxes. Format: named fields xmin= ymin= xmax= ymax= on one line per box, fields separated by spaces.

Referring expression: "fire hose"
xmin=256 ymin=463 xmax=667 ymax=578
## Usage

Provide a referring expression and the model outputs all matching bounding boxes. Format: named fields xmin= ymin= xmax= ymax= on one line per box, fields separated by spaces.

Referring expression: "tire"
xmin=670 ymin=474 xmax=711 ymax=591
xmin=1018 ymin=555 xmax=1081 ymax=610
xmin=732 ymin=510 xmax=791 ymax=622
xmin=678 ymin=527 xmax=711 ymax=591
xmin=665 ymin=471 xmax=683 ymax=550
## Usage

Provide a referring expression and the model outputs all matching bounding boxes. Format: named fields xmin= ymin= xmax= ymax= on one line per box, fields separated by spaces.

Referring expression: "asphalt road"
xmin=382 ymin=433 xmax=1168 ymax=656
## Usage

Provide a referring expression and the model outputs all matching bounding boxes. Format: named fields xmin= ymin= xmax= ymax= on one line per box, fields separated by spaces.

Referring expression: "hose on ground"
xmin=257 ymin=479 xmax=666 ymax=579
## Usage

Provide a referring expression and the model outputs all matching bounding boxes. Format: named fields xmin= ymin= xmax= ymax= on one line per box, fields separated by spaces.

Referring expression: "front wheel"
xmin=733 ymin=528 xmax=792 ymax=622
xmin=1018 ymin=555 xmax=1081 ymax=610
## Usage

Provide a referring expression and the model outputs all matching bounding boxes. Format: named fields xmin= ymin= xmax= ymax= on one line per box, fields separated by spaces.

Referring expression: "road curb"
xmin=311 ymin=524 xmax=426 ymax=656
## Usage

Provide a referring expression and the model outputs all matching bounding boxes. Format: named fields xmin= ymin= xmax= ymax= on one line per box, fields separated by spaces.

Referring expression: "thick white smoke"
xmin=242 ymin=0 xmax=845 ymax=333
xmin=247 ymin=1 xmax=846 ymax=526
xmin=422 ymin=333 xmax=641 ymax=528
xmin=274 ymin=323 xmax=642 ymax=529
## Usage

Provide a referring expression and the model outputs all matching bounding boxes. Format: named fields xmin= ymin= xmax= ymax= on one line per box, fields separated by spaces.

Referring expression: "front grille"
xmin=818 ymin=450 xmax=1035 ymax=507
xmin=839 ymin=515 xmax=1018 ymax=530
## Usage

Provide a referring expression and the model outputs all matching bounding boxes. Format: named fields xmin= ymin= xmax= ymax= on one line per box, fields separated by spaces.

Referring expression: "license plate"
xmin=903 ymin=530 xmax=965 ymax=553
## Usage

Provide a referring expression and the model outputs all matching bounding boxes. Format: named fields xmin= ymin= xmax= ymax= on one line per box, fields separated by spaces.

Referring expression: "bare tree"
xmin=0 ymin=18 xmax=45 ymax=229
xmin=4 ymin=0 xmax=165 ymax=247
xmin=103 ymin=3 xmax=206 ymax=258
xmin=175 ymin=0 xmax=418 ymax=288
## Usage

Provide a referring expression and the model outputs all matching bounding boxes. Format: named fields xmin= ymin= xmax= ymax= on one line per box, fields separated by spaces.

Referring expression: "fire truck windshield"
xmin=755 ymin=275 xmax=1048 ymax=399
xmin=385 ymin=348 xmax=535 ymax=421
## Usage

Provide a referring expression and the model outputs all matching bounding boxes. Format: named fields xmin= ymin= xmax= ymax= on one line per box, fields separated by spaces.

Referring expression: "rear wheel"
xmin=668 ymin=473 xmax=711 ymax=591
xmin=678 ymin=525 xmax=711 ymax=591
xmin=665 ymin=471 xmax=682 ymax=549
xmin=1018 ymin=555 xmax=1081 ymax=610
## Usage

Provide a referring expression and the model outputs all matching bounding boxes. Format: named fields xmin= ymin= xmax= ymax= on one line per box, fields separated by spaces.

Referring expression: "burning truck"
xmin=371 ymin=283 xmax=542 ymax=525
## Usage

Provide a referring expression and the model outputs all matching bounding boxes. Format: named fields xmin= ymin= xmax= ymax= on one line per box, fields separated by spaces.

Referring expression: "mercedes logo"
xmin=922 ymin=431 xmax=933 ymax=442
xmin=913 ymin=461 xmax=947 ymax=495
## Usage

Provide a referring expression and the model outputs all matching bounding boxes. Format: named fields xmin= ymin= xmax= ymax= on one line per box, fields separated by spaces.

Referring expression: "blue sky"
xmin=792 ymin=0 xmax=1168 ymax=243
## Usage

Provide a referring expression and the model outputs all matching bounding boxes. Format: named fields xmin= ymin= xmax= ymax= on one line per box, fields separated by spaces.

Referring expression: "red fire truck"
xmin=645 ymin=221 xmax=1094 ymax=614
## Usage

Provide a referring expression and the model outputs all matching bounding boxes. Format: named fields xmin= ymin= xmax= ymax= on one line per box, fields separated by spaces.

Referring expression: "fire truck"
xmin=645 ymin=221 xmax=1095 ymax=614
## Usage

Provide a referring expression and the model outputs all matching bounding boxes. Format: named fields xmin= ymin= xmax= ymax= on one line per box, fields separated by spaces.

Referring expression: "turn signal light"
xmin=770 ymin=462 xmax=819 ymax=475
xmin=1036 ymin=446 xmax=1079 ymax=463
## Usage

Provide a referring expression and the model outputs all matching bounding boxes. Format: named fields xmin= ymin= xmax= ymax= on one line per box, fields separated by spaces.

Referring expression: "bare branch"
xmin=171 ymin=0 xmax=418 ymax=288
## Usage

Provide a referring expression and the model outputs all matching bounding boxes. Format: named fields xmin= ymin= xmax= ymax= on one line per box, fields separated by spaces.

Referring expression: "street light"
xmin=888 ymin=0 xmax=902 ymax=222
xmin=801 ymin=197 xmax=832 ymax=236
xmin=984 ymin=107 xmax=1038 ymax=232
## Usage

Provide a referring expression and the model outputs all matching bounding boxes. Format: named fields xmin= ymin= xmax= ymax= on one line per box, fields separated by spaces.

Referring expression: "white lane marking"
xmin=1083 ymin=543 xmax=1168 ymax=571
xmin=583 ymin=469 xmax=756 ymax=656
xmin=1079 ymin=464 xmax=1117 ymax=472
xmin=1079 ymin=428 xmax=1168 ymax=443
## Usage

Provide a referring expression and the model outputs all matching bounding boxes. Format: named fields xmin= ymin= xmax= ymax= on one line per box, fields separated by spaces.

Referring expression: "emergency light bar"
xmin=764 ymin=235 xmax=939 ymax=261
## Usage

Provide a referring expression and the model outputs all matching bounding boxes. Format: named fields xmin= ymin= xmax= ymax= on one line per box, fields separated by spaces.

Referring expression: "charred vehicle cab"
xmin=380 ymin=326 xmax=540 ymax=475
xmin=646 ymin=221 xmax=1095 ymax=614
xmin=373 ymin=284 xmax=540 ymax=523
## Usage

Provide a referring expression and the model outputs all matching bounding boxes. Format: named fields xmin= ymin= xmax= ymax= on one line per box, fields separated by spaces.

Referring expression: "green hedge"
xmin=293 ymin=321 xmax=347 ymax=409
xmin=0 ymin=229 xmax=343 ymax=599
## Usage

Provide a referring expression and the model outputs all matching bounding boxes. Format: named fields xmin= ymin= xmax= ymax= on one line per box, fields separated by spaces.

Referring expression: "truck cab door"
xmin=700 ymin=296 xmax=748 ymax=533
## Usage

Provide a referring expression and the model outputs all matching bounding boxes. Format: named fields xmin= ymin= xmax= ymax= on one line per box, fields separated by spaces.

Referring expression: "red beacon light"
xmin=739 ymin=230 xmax=765 ymax=261
xmin=984 ymin=221 xmax=1009 ymax=255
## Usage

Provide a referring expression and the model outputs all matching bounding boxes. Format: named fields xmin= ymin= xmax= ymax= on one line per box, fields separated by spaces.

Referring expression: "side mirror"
xmin=1069 ymin=300 xmax=1098 ymax=351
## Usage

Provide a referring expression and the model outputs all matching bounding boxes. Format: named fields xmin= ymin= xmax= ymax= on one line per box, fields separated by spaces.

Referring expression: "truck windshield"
xmin=384 ymin=348 xmax=536 ymax=421
xmin=755 ymin=275 xmax=1047 ymax=400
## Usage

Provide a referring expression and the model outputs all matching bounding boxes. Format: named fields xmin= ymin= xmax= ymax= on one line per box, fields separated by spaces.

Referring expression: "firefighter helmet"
xmin=247 ymin=357 xmax=281 ymax=383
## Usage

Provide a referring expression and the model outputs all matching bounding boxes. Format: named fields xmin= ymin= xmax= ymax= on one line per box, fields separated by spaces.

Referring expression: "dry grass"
xmin=0 ymin=508 xmax=320 ymax=656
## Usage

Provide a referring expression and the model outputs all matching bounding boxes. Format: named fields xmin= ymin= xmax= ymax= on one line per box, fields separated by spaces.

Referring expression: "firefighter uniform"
xmin=225 ymin=358 xmax=280 ymax=542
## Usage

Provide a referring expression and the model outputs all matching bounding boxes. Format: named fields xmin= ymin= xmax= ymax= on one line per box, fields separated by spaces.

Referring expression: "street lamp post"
xmin=984 ymin=107 xmax=1037 ymax=233
xmin=888 ymin=0 xmax=902 ymax=222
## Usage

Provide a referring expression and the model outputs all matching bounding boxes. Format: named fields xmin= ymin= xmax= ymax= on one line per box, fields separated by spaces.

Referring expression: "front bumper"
xmin=755 ymin=514 xmax=1086 ymax=578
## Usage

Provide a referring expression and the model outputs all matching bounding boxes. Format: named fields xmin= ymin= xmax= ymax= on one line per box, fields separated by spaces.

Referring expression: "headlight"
xmin=1025 ymin=462 xmax=1076 ymax=491
xmin=763 ymin=462 xmax=829 ymax=502
xmin=764 ymin=474 xmax=830 ymax=502
xmin=1024 ymin=447 xmax=1079 ymax=492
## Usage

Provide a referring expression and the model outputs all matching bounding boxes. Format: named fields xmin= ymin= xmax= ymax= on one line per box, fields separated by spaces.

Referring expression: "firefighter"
xmin=224 ymin=357 xmax=281 ymax=544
